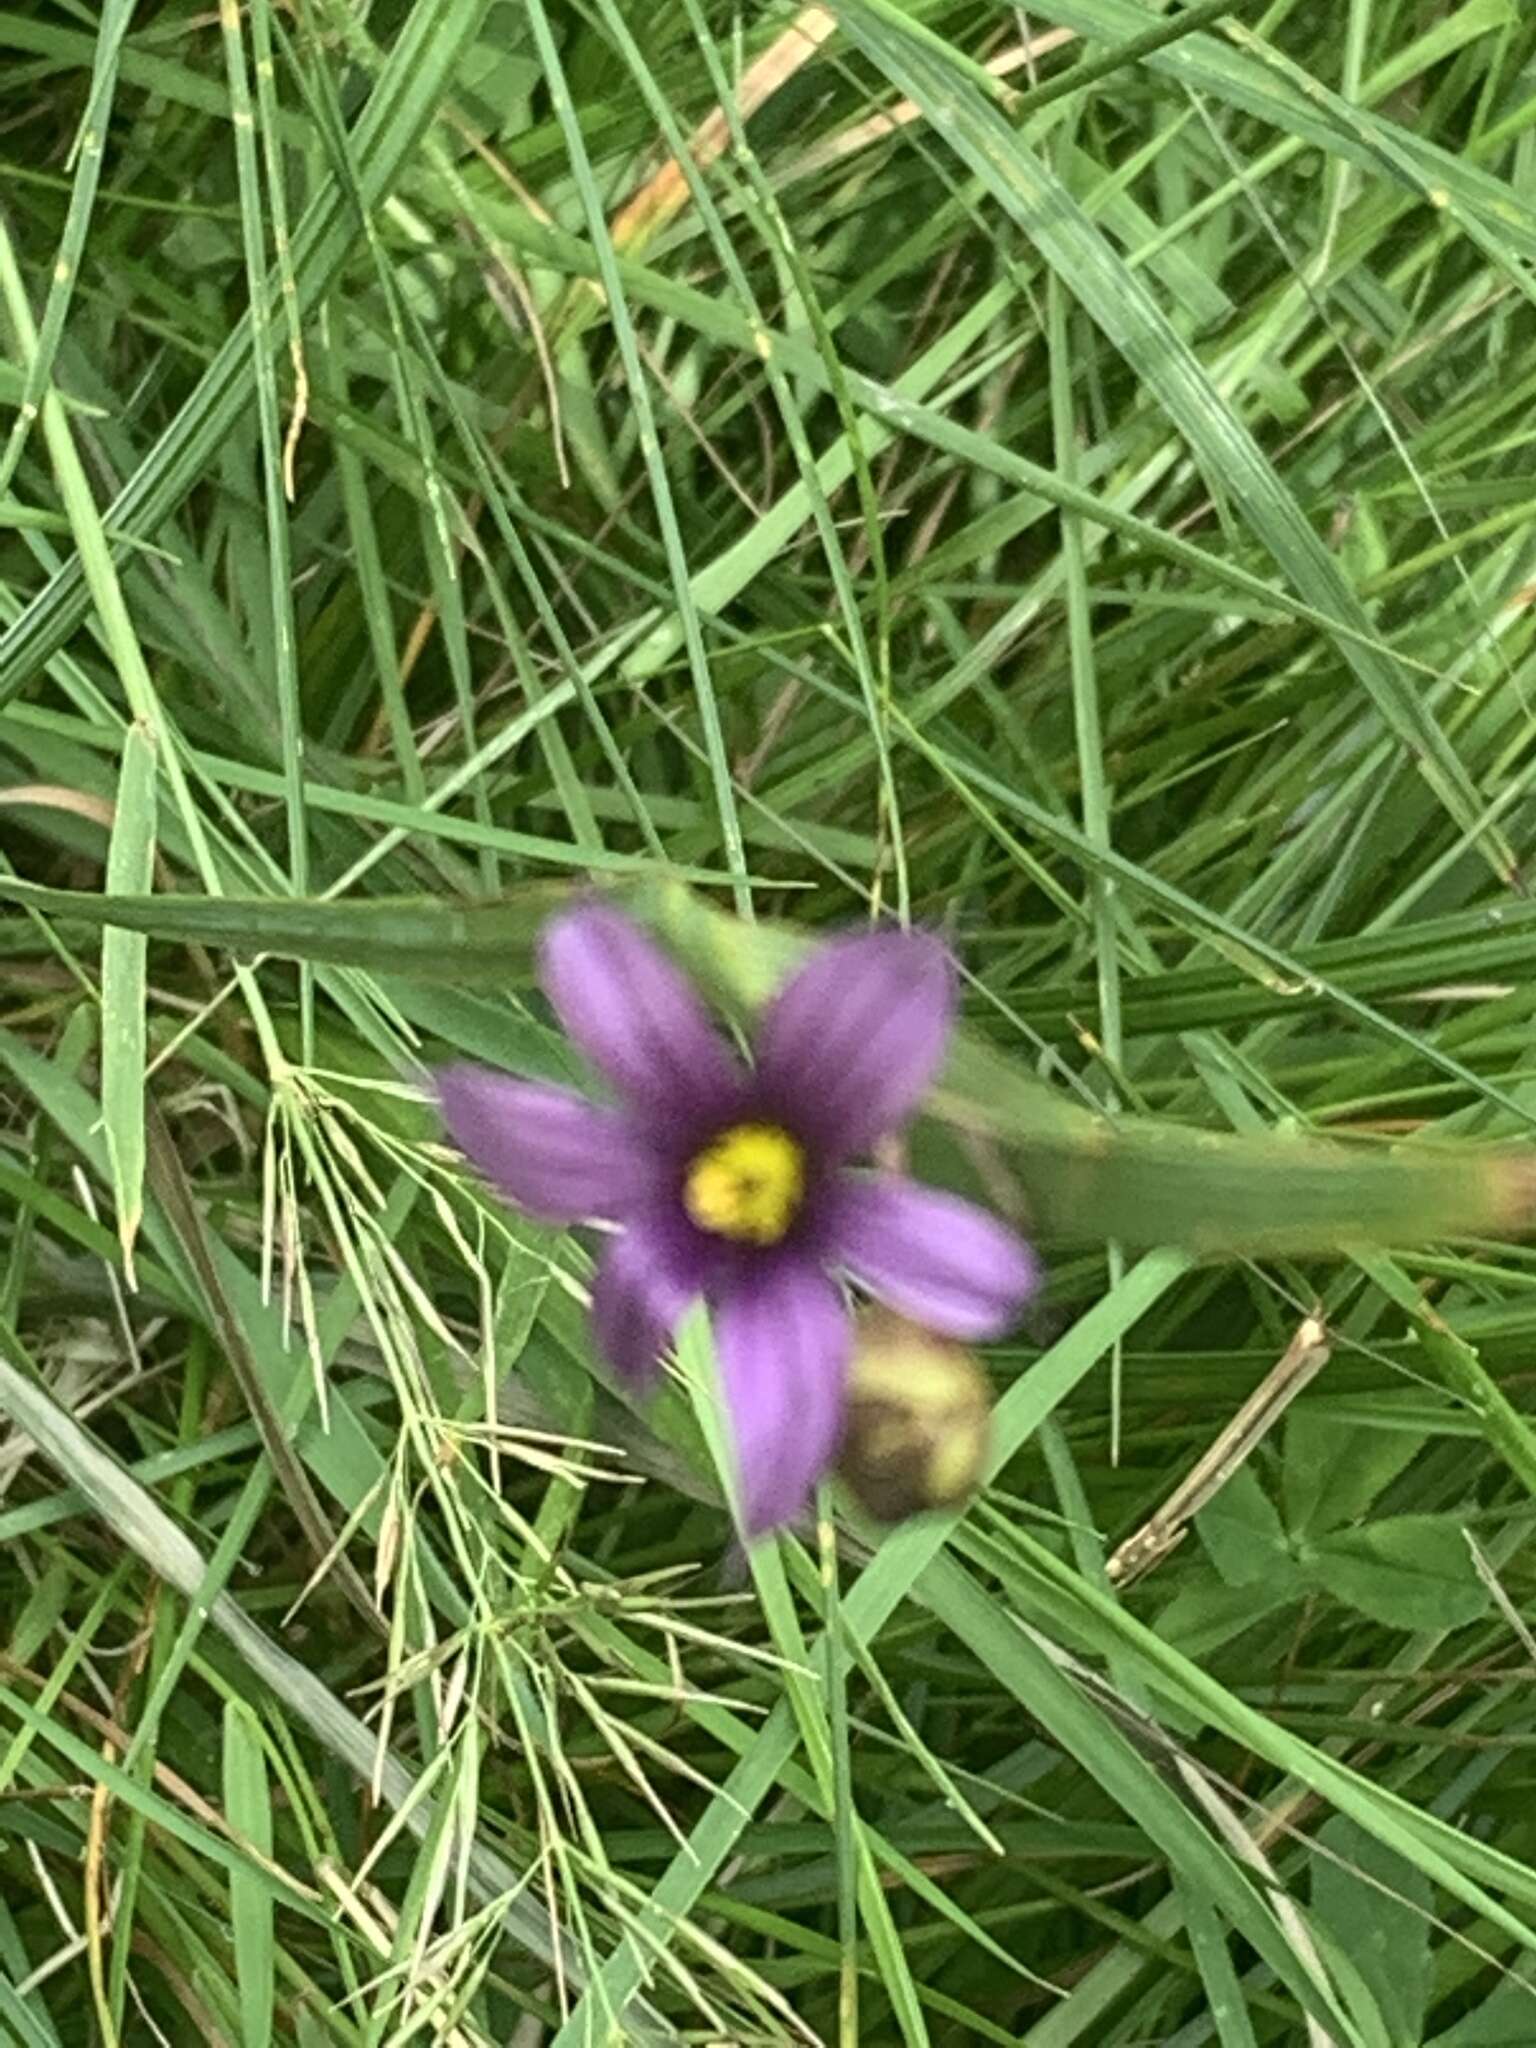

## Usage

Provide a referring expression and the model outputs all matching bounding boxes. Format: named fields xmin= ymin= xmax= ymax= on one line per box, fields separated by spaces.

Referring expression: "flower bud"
xmin=837 ymin=1308 xmax=992 ymax=1523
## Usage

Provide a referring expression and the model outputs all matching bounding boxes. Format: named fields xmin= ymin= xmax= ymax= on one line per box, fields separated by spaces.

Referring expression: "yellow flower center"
xmin=683 ymin=1123 xmax=805 ymax=1245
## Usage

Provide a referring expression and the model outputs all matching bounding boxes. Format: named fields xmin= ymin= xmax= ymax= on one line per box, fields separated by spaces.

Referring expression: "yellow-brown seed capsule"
xmin=837 ymin=1308 xmax=992 ymax=1524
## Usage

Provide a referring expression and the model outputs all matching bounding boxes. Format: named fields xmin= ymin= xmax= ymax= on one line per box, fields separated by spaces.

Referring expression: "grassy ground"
xmin=6 ymin=0 xmax=1536 ymax=2041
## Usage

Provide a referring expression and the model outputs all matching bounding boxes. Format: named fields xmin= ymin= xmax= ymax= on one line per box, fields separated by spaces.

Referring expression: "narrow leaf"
xmin=224 ymin=1700 xmax=275 ymax=2048
xmin=100 ymin=719 xmax=156 ymax=1287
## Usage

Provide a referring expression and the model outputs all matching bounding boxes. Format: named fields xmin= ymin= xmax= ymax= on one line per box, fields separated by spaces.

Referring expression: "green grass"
xmin=6 ymin=0 xmax=1536 ymax=2040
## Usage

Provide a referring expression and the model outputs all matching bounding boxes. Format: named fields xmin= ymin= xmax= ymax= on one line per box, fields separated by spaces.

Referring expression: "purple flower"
xmin=436 ymin=904 xmax=1037 ymax=1535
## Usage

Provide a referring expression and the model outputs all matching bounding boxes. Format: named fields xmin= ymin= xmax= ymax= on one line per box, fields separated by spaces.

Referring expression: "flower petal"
xmin=754 ymin=928 xmax=954 ymax=1159
xmin=436 ymin=1066 xmax=655 ymax=1223
xmin=590 ymin=1220 xmax=702 ymax=1388
xmin=713 ymin=1261 xmax=850 ymax=1536
xmin=828 ymin=1176 xmax=1038 ymax=1340
xmin=538 ymin=903 xmax=744 ymax=1123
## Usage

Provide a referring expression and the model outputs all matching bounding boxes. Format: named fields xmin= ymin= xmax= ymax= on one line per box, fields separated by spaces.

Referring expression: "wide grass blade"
xmin=7 ymin=875 xmax=1533 ymax=1255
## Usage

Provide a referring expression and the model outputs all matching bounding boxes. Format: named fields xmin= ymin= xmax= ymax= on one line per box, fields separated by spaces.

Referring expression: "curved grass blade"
xmin=832 ymin=0 xmax=1510 ymax=880
xmin=1027 ymin=0 xmax=1536 ymax=268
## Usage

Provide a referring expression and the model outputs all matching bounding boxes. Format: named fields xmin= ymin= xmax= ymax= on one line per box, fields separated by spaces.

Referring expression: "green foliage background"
xmin=5 ymin=1 xmax=1536 ymax=2041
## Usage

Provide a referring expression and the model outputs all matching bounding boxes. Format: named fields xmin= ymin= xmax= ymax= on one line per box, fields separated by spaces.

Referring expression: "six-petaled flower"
xmin=436 ymin=903 xmax=1037 ymax=1535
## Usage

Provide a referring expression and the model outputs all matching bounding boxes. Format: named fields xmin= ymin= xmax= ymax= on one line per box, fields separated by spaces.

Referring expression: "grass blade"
xmin=100 ymin=718 xmax=155 ymax=1285
xmin=223 ymin=1700 xmax=276 ymax=2048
